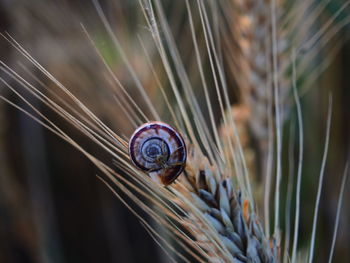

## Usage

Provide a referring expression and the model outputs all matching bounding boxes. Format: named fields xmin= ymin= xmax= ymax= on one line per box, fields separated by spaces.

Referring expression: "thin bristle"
xmin=290 ymin=48 xmax=304 ymax=263
xmin=308 ymin=95 xmax=332 ymax=263
xmin=328 ymin=162 xmax=349 ymax=263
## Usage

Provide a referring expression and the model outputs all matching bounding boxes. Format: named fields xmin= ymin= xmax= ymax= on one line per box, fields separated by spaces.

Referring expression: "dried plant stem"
xmin=328 ymin=163 xmax=349 ymax=263
xmin=309 ymin=96 xmax=332 ymax=263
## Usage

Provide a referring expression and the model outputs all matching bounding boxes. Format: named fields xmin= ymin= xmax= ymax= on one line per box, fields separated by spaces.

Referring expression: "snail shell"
xmin=128 ymin=121 xmax=187 ymax=185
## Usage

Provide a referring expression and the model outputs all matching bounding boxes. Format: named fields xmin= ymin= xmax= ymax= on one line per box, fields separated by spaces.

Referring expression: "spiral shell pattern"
xmin=128 ymin=122 xmax=187 ymax=185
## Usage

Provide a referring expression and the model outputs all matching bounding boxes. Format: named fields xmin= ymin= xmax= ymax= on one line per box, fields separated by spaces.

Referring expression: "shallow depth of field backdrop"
xmin=0 ymin=1 xmax=349 ymax=263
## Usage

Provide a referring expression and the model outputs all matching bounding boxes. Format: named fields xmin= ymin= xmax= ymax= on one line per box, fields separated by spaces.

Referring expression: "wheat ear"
xmin=171 ymin=143 xmax=278 ymax=262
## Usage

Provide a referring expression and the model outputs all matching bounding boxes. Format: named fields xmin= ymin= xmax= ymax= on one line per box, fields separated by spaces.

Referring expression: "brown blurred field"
xmin=0 ymin=1 xmax=349 ymax=263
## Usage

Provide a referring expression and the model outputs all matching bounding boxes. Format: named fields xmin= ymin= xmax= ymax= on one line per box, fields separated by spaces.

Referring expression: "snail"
xmin=128 ymin=121 xmax=187 ymax=185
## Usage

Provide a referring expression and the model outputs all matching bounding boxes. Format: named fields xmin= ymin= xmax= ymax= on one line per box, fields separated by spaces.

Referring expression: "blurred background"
xmin=0 ymin=0 xmax=349 ymax=262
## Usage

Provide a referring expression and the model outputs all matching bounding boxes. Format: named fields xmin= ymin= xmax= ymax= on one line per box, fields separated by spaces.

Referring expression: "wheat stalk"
xmin=219 ymin=0 xmax=350 ymax=244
